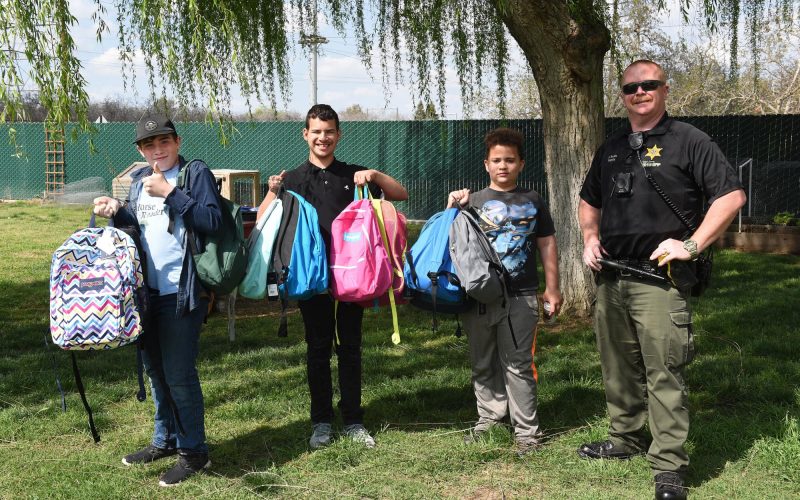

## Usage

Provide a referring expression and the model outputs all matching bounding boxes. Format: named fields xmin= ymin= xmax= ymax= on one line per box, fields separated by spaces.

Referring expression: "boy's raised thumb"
xmin=153 ymin=161 xmax=161 ymax=174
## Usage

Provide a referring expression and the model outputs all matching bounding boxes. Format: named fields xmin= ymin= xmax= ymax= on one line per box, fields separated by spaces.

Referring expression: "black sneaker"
xmin=654 ymin=472 xmax=687 ymax=500
xmin=122 ymin=445 xmax=178 ymax=466
xmin=158 ymin=452 xmax=210 ymax=487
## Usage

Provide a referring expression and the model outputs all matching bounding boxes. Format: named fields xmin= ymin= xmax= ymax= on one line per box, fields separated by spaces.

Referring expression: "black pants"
xmin=298 ymin=294 xmax=365 ymax=425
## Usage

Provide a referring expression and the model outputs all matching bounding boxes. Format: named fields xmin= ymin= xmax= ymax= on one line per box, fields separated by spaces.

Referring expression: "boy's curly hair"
xmin=484 ymin=128 xmax=525 ymax=160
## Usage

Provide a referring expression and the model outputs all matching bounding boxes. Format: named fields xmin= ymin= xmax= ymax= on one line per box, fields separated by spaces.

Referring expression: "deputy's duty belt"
xmin=597 ymin=258 xmax=669 ymax=284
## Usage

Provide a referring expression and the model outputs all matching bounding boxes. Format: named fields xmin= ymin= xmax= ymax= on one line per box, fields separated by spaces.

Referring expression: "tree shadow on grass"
xmin=0 ymin=285 xmax=303 ymax=412
xmin=208 ymin=419 xmax=311 ymax=479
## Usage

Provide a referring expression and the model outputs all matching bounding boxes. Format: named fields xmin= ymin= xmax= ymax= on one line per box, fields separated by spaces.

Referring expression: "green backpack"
xmin=176 ymin=160 xmax=248 ymax=295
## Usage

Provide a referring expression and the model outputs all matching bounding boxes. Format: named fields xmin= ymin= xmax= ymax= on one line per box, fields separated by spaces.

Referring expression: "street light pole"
xmin=299 ymin=2 xmax=328 ymax=105
xmin=299 ymin=34 xmax=328 ymax=105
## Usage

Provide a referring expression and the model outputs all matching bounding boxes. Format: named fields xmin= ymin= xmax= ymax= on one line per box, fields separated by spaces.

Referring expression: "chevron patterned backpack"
xmin=49 ymin=219 xmax=148 ymax=442
xmin=50 ymin=224 xmax=145 ymax=350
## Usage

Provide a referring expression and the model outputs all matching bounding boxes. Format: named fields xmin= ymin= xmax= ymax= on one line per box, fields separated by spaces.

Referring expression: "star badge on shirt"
xmin=645 ymin=144 xmax=663 ymax=160
xmin=344 ymin=185 xmax=350 ymax=190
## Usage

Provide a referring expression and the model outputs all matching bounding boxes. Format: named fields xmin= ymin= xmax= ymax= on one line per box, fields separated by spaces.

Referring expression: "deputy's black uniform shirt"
xmin=580 ymin=113 xmax=742 ymax=259
xmin=282 ymin=158 xmax=381 ymax=248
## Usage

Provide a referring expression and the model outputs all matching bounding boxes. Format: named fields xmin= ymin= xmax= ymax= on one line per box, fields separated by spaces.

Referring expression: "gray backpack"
xmin=448 ymin=208 xmax=507 ymax=304
xmin=448 ymin=208 xmax=517 ymax=346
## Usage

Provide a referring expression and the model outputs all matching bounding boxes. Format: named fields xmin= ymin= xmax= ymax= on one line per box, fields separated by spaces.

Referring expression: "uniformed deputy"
xmin=577 ymin=60 xmax=746 ymax=500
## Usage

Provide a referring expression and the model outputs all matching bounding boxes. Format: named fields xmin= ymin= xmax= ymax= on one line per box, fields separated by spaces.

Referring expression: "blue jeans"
xmin=141 ymin=293 xmax=208 ymax=454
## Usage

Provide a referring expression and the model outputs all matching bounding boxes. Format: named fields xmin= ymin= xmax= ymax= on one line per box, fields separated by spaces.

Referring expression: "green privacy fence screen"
xmin=1 ymin=115 xmax=797 ymax=221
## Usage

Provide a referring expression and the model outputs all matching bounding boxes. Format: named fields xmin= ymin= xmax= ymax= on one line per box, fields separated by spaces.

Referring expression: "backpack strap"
xmin=167 ymin=160 xmax=186 ymax=236
xmin=70 ymin=352 xmax=100 ymax=443
xmin=107 ymin=219 xmax=152 ymax=401
xmin=428 ymin=270 xmax=440 ymax=332
xmin=427 ymin=210 xmax=458 ymax=332
xmin=371 ymin=196 xmax=401 ymax=344
xmin=334 ymin=300 xmax=340 ymax=346
xmin=274 ymin=191 xmax=294 ymax=338
xmin=60 ymin=212 xmax=102 ymax=442
xmin=136 ymin=346 xmax=147 ymax=402
xmin=406 ymin=251 xmax=419 ymax=288
xmin=168 ymin=158 xmax=206 ymax=243
xmin=278 ymin=297 xmax=289 ymax=337
xmin=45 ymin=329 xmax=67 ymax=412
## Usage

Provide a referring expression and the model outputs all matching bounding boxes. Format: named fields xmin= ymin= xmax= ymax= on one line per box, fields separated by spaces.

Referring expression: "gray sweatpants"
xmin=463 ymin=294 xmax=540 ymax=439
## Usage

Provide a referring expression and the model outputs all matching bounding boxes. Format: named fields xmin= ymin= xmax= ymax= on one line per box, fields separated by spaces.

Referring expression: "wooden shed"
xmin=211 ymin=169 xmax=261 ymax=207
xmin=112 ymin=162 xmax=149 ymax=199
xmin=111 ymin=163 xmax=261 ymax=207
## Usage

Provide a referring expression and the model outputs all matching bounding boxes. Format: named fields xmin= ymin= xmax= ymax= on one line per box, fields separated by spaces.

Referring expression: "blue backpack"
xmin=403 ymin=208 xmax=471 ymax=331
xmin=272 ymin=190 xmax=329 ymax=335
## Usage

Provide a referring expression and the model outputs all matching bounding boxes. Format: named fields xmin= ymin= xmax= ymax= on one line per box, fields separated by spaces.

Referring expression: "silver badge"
xmin=145 ymin=120 xmax=157 ymax=131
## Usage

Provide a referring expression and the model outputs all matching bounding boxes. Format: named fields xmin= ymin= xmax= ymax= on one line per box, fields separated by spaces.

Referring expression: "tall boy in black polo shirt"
xmin=257 ymin=104 xmax=408 ymax=449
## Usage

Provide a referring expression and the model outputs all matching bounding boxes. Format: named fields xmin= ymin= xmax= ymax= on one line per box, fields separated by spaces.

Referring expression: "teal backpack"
xmin=176 ymin=160 xmax=248 ymax=295
xmin=239 ymin=198 xmax=283 ymax=299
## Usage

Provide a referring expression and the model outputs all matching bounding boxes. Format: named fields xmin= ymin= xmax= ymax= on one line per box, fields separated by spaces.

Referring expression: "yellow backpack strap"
xmin=334 ymin=299 xmax=340 ymax=347
xmin=370 ymin=194 xmax=401 ymax=344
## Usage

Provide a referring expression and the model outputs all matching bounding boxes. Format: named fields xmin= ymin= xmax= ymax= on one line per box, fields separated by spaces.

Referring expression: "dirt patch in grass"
xmin=462 ymin=486 xmax=507 ymax=500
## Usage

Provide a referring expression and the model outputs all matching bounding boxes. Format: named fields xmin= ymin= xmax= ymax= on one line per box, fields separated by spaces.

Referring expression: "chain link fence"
xmin=1 ymin=116 xmax=797 ymax=222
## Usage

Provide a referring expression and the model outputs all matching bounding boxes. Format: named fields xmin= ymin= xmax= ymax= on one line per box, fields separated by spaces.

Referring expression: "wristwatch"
xmin=683 ymin=239 xmax=699 ymax=260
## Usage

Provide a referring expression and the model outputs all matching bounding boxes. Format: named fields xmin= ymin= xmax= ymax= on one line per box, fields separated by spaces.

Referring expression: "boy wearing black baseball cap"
xmin=94 ymin=114 xmax=220 ymax=486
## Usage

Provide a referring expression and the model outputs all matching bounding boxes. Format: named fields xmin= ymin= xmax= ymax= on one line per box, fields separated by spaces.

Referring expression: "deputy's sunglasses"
xmin=621 ymin=79 xmax=665 ymax=95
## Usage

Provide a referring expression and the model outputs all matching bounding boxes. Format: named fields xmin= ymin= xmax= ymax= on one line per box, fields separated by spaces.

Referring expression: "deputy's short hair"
xmin=622 ymin=59 xmax=667 ymax=83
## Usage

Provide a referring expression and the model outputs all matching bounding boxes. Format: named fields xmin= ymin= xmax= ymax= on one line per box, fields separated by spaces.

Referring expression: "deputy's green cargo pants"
xmin=594 ymin=272 xmax=695 ymax=475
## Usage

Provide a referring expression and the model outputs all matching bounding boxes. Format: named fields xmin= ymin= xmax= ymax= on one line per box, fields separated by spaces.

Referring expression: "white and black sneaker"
xmin=309 ymin=423 xmax=333 ymax=449
xmin=122 ymin=445 xmax=178 ymax=466
xmin=158 ymin=452 xmax=210 ymax=487
xmin=343 ymin=424 xmax=376 ymax=448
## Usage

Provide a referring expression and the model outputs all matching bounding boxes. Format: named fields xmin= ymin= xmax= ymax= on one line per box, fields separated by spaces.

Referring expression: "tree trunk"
xmin=498 ymin=1 xmax=610 ymax=317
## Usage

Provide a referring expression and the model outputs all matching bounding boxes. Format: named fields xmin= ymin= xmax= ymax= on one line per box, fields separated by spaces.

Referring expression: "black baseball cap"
xmin=134 ymin=114 xmax=177 ymax=144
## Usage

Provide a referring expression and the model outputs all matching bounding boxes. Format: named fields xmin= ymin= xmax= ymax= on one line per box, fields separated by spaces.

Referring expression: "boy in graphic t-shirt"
xmin=446 ymin=127 xmax=561 ymax=456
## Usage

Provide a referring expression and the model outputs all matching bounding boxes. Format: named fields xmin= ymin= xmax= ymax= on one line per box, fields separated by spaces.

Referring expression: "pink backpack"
xmin=330 ymin=187 xmax=393 ymax=304
xmin=357 ymin=199 xmax=407 ymax=309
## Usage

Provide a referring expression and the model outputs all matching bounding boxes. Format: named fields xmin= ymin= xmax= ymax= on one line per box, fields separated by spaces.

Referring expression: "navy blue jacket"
xmin=114 ymin=156 xmax=222 ymax=317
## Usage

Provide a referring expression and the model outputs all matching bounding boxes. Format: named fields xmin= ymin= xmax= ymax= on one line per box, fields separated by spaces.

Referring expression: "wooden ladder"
xmin=45 ymin=127 xmax=65 ymax=198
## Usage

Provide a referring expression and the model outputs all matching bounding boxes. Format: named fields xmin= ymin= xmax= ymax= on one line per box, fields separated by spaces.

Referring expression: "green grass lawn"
xmin=1 ymin=201 xmax=799 ymax=498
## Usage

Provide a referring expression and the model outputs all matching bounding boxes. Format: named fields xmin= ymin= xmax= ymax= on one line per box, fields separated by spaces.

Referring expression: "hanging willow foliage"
xmin=0 ymin=0 xmax=793 ymax=135
xmin=0 ymin=0 xmax=91 ymax=139
xmin=115 ymin=0 xmax=509 ymax=119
